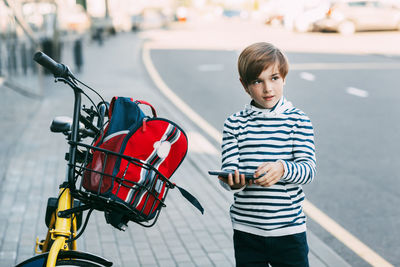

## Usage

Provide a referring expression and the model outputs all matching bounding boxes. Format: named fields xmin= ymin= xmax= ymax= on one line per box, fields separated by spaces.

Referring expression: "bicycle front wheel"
xmin=16 ymin=251 xmax=112 ymax=267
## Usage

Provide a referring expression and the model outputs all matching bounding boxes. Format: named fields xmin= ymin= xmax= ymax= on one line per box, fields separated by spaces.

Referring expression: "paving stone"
xmin=177 ymin=261 xmax=195 ymax=267
xmin=17 ymin=254 xmax=34 ymax=265
xmin=211 ymin=260 xmax=234 ymax=267
xmin=0 ymin=258 xmax=16 ymax=267
xmin=192 ymin=256 xmax=213 ymax=266
xmin=0 ymin=251 xmax=16 ymax=263
xmin=121 ymin=259 xmax=143 ymax=267
xmin=158 ymin=259 xmax=177 ymax=267
xmin=155 ymin=251 xmax=174 ymax=261
xmin=169 ymin=245 xmax=187 ymax=255
xmin=138 ymin=253 xmax=158 ymax=265
xmin=173 ymin=252 xmax=192 ymax=263
xmin=208 ymin=252 xmax=228 ymax=262
xmin=188 ymin=248 xmax=207 ymax=258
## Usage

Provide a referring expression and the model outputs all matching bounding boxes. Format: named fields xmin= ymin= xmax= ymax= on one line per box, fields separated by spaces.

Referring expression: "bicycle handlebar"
xmin=34 ymin=51 xmax=71 ymax=78
xmin=33 ymin=51 xmax=109 ymax=141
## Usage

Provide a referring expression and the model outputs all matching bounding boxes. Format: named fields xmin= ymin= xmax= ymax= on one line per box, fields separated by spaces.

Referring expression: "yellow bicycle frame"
xmin=35 ymin=186 xmax=78 ymax=267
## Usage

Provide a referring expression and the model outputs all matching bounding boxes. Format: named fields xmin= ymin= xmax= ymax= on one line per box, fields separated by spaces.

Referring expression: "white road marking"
xmin=142 ymin=43 xmax=394 ymax=267
xmin=198 ymin=64 xmax=224 ymax=72
xmin=187 ymin=131 xmax=219 ymax=155
xmin=304 ymin=201 xmax=394 ymax=267
xmin=142 ymin=43 xmax=222 ymax=144
xmin=299 ymin=72 xmax=315 ymax=81
xmin=346 ymin=87 xmax=369 ymax=98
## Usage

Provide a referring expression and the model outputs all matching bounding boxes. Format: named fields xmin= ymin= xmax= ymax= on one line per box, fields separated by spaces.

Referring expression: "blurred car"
xmin=131 ymin=8 xmax=170 ymax=31
xmin=175 ymin=6 xmax=188 ymax=22
xmin=313 ymin=0 xmax=400 ymax=35
xmin=293 ymin=2 xmax=331 ymax=32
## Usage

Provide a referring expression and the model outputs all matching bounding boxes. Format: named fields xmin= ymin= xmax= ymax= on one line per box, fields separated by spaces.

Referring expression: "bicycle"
xmin=16 ymin=52 xmax=202 ymax=267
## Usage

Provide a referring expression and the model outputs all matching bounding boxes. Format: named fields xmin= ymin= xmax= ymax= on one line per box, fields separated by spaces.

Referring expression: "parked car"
xmin=313 ymin=0 xmax=400 ymax=34
xmin=293 ymin=2 xmax=331 ymax=32
xmin=131 ymin=8 xmax=170 ymax=31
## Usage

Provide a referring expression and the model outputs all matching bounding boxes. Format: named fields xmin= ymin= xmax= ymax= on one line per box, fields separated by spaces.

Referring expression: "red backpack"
xmin=82 ymin=97 xmax=203 ymax=229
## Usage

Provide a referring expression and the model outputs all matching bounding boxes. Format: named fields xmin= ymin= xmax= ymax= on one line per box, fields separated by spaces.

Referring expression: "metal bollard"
xmin=73 ymin=38 xmax=83 ymax=73
xmin=10 ymin=41 xmax=17 ymax=75
xmin=21 ymin=42 xmax=28 ymax=75
xmin=0 ymin=43 xmax=2 ymax=77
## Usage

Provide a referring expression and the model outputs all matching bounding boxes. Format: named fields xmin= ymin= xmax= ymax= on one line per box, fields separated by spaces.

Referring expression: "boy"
xmin=219 ymin=42 xmax=316 ymax=266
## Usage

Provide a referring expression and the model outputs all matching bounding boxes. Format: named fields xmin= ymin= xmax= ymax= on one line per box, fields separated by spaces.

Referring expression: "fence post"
xmin=73 ymin=38 xmax=83 ymax=73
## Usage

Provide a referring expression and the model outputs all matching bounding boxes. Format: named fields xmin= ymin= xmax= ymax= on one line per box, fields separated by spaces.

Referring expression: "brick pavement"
xmin=0 ymin=32 xmax=350 ymax=266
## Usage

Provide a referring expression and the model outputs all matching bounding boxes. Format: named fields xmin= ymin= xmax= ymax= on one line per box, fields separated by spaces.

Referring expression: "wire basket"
xmin=69 ymin=141 xmax=174 ymax=227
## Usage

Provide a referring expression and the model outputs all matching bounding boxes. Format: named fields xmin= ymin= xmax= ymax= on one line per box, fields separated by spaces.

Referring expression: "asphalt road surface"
xmin=149 ymin=48 xmax=400 ymax=266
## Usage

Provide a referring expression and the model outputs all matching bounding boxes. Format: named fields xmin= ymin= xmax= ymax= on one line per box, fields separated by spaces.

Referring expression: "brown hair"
xmin=238 ymin=42 xmax=289 ymax=87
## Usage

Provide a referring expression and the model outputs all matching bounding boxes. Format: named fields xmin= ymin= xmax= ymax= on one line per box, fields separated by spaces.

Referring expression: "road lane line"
xmin=346 ymin=87 xmax=369 ymax=98
xmin=299 ymin=72 xmax=316 ymax=81
xmin=198 ymin=64 xmax=224 ymax=72
xmin=187 ymin=131 xmax=219 ymax=155
xmin=304 ymin=201 xmax=393 ymax=267
xmin=142 ymin=43 xmax=222 ymax=144
xmin=142 ymin=44 xmax=394 ymax=267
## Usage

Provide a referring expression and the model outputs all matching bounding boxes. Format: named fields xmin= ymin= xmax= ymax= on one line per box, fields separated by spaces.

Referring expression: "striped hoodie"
xmin=220 ymin=97 xmax=316 ymax=237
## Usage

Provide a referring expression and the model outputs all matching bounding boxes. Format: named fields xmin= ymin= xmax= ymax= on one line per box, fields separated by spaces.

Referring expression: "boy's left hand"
xmin=254 ymin=161 xmax=284 ymax=187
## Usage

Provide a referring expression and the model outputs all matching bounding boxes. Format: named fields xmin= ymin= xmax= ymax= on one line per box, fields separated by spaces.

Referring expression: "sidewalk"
xmin=0 ymin=31 xmax=350 ymax=266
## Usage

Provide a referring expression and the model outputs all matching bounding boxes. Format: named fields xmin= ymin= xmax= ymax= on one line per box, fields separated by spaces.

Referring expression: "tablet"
xmin=208 ymin=170 xmax=257 ymax=180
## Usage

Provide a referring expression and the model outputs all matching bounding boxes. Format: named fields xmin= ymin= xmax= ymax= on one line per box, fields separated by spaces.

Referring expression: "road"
xmin=148 ymin=48 xmax=400 ymax=266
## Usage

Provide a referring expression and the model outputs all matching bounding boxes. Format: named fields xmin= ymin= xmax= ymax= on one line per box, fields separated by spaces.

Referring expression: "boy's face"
xmin=241 ymin=63 xmax=285 ymax=109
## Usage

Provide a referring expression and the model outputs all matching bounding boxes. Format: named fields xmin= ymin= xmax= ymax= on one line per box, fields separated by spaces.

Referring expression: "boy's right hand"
xmin=218 ymin=170 xmax=250 ymax=189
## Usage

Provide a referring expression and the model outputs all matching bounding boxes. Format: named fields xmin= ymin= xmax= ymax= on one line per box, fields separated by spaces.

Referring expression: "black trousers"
xmin=233 ymin=230 xmax=309 ymax=267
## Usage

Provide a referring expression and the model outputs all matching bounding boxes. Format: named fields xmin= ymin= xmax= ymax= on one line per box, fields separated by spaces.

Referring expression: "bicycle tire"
xmin=16 ymin=251 xmax=112 ymax=267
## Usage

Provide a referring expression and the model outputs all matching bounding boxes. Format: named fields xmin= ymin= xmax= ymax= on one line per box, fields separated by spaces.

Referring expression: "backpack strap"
xmin=134 ymin=100 xmax=157 ymax=117
xmin=174 ymin=184 xmax=204 ymax=214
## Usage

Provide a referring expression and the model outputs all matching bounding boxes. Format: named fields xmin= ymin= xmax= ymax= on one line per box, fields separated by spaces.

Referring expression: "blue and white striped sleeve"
xmin=219 ymin=117 xmax=246 ymax=192
xmin=221 ymin=117 xmax=239 ymax=171
xmin=279 ymin=115 xmax=316 ymax=185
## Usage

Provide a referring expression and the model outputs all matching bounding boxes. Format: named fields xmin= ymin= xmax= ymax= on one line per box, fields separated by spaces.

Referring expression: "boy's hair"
xmin=238 ymin=42 xmax=289 ymax=87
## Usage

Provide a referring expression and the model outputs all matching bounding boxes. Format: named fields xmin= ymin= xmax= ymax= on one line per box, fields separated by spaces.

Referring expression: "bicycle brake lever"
xmin=58 ymin=204 xmax=92 ymax=218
